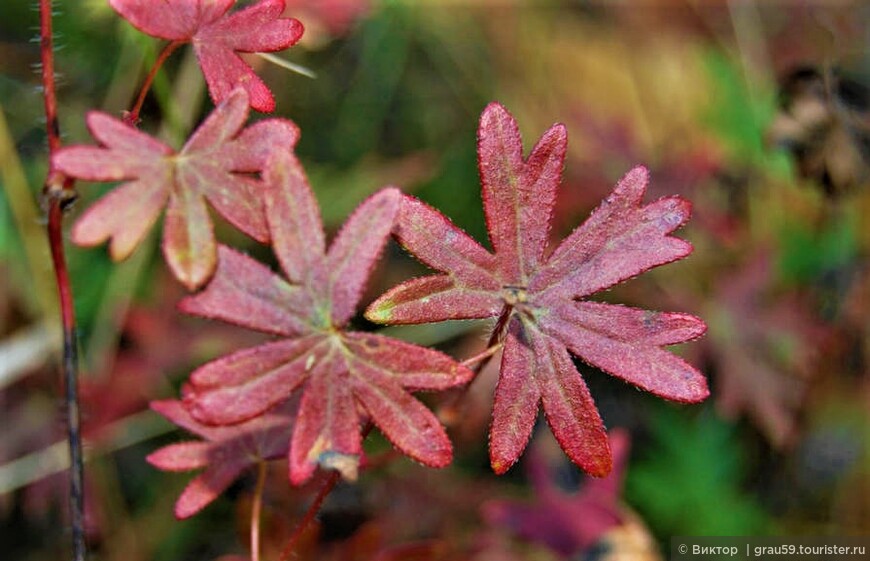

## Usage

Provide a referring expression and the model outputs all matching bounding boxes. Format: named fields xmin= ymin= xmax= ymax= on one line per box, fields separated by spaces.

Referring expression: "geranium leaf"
xmin=531 ymin=167 xmax=693 ymax=299
xmin=327 ymin=188 xmax=405 ymax=325
xmin=181 ymin=151 xmax=473 ymax=484
xmin=164 ymin=185 xmax=214 ymax=290
xmin=483 ymin=430 xmax=632 ymax=556
xmin=54 ymin=89 xmax=299 ymax=290
xmin=147 ymin=398 xmax=296 ymax=519
xmin=479 ymin=104 xmax=566 ymax=276
xmin=109 ymin=0 xmax=304 ymax=112
xmin=489 ymin=321 xmax=542 ymax=475
xmin=366 ymin=102 xmax=707 ymax=476
xmin=184 ymin=336 xmax=323 ymax=425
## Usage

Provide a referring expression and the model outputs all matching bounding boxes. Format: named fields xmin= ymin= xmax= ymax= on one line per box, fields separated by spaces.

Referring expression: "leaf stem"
xmin=251 ymin=461 xmax=267 ymax=561
xmin=48 ymin=202 xmax=85 ymax=561
xmin=278 ymin=424 xmax=374 ymax=560
xmin=126 ymin=40 xmax=184 ymax=126
xmin=459 ymin=342 xmax=503 ymax=371
xmin=277 ymin=471 xmax=341 ymax=561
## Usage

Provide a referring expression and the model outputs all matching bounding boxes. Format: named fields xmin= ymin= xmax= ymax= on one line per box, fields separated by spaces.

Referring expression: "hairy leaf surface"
xmin=181 ymin=151 xmax=472 ymax=484
xmin=54 ymin=89 xmax=299 ymax=289
xmin=109 ymin=0 xmax=304 ymax=112
xmin=367 ymin=103 xmax=708 ymax=476
xmin=147 ymin=398 xmax=296 ymax=519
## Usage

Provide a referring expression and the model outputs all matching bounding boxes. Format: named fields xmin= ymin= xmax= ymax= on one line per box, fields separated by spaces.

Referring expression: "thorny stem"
xmin=251 ymin=462 xmax=267 ymax=561
xmin=39 ymin=1 xmax=84 ymax=560
xmin=125 ymin=40 xmax=184 ymax=126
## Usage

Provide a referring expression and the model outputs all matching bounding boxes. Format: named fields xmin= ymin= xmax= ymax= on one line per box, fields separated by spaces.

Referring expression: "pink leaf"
xmin=367 ymin=102 xmax=707 ymax=476
xmin=147 ymin=398 xmax=296 ymax=519
xmin=181 ymin=153 xmax=472 ymax=485
xmin=110 ymin=0 xmax=304 ymax=112
xmin=54 ymin=89 xmax=298 ymax=289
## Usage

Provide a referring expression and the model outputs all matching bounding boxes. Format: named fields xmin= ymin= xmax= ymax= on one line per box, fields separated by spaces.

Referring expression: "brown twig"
xmin=39 ymin=1 xmax=84 ymax=560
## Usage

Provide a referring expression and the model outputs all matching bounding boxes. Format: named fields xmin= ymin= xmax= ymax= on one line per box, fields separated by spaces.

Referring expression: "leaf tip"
xmin=584 ymin=451 xmax=614 ymax=478
xmin=490 ymin=455 xmax=516 ymax=475
xmin=364 ymin=301 xmax=394 ymax=324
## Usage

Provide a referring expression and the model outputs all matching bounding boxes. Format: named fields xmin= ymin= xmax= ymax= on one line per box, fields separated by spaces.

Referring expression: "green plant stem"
xmin=126 ymin=40 xmax=183 ymax=126
xmin=251 ymin=462 xmax=267 ymax=561
xmin=39 ymin=2 xmax=84 ymax=559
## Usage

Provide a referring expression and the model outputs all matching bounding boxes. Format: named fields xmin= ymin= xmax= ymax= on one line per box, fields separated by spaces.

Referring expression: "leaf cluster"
xmin=51 ymin=0 xmax=707 ymax=527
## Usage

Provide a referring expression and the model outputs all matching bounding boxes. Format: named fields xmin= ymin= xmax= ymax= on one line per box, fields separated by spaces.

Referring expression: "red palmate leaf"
xmin=110 ymin=0 xmax=304 ymax=112
xmin=53 ymin=89 xmax=299 ymax=290
xmin=483 ymin=430 xmax=631 ymax=555
xmin=180 ymin=151 xmax=473 ymax=484
xmin=706 ymin=252 xmax=824 ymax=448
xmin=147 ymin=398 xmax=296 ymax=519
xmin=366 ymin=103 xmax=708 ymax=476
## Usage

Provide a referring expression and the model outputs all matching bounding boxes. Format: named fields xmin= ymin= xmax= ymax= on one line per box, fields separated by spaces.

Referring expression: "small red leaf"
xmin=148 ymin=398 xmax=296 ymax=518
xmin=264 ymin=151 xmax=326 ymax=289
xmin=182 ymin=153 xmax=472 ymax=485
xmin=289 ymin=350 xmax=360 ymax=484
xmin=110 ymin=0 xmax=304 ymax=112
xmin=489 ymin=321 xmax=541 ymax=475
xmin=367 ymin=102 xmax=707 ymax=476
xmin=178 ymin=246 xmax=311 ymax=337
xmin=55 ymin=89 xmax=299 ymax=289
xmin=184 ymin=336 xmax=322 ymax=425
xmin=533 ymin=329 xmax=610 ymax=477
xmin=327 ymin=188 xmax=401 ymax=325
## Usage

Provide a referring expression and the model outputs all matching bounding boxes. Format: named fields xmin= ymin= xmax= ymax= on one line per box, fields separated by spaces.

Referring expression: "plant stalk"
xmin=277 ymin=471 xmax=341 ymax=561
xmin=126 ymin=40 xmax=183 ymax=126
xmin=251 ymin=462 xmax=267 ymax=561
xmin=39 ymin=1 xmax=84 ymax=559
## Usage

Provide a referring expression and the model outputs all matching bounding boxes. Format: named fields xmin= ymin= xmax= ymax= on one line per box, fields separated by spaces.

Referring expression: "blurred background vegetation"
xmin=1 ymin=1 xmax=869 ymax=560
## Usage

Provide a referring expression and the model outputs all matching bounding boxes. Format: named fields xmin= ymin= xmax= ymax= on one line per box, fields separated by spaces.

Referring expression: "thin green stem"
xmin=125 ymin=40 xmax=183 ymax=126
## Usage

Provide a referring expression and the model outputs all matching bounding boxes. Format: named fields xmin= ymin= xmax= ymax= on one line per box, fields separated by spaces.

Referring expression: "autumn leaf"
xmin=482 ymin=430 xmax=632 ymax=556
xmin=705 ymin=252 xmax=824 ymax=448
xmin=147 ymin=398 xmax=296 ymax=519
xmin=366 ymin=102 xmax=708 ymax=476
xmin=110 ymin=0 xmax=304 ymax=112
xmin=179 ymin=151 xmax=473 ymax=484
xmin=53 ymin=89 xmax=299 ymax=290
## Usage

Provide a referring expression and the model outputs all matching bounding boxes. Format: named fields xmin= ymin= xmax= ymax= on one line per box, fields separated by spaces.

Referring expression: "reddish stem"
xmin=278 ymin=425 xmax=374 ymax=560
xmin=40 ymin=1 xmax=84 ymax=560
xmin=125 ymin=40 xmax=184 ymax=126
xmin=250 ymin=462 xmax=267 ymax=561
xmin=460 ymin=342 xmax=503 ymax=370
xmin=277 ymin=471 xmax=341 ymax=561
